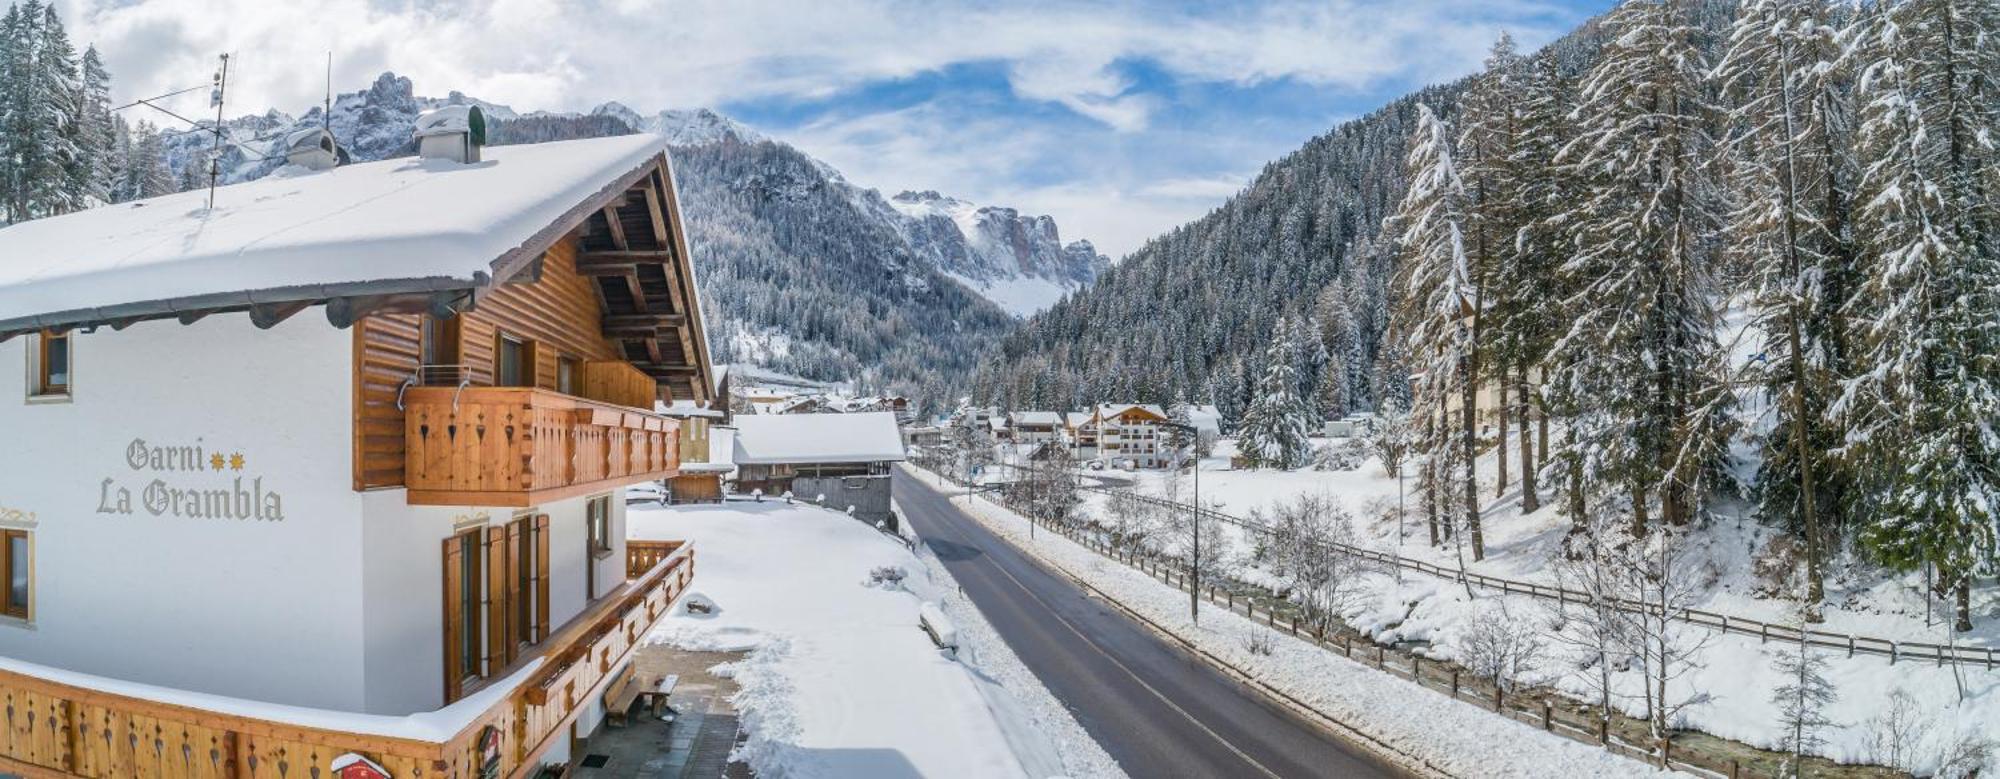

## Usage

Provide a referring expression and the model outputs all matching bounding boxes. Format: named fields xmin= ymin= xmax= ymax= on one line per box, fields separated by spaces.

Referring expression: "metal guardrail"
xmin=1079 ymin=485 xmax=1999 ymax=671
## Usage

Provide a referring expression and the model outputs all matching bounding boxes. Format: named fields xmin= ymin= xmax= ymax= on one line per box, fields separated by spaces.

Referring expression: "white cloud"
xmin=61 ymin=0 xmax=1594 ymax=258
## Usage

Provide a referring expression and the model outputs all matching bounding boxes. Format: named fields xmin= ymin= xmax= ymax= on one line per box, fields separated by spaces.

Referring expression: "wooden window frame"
xmin=27 ymin=331 xmax=70 ymax=401
xmin=556 ymin=355 xmax=581 ymax=396
xmin=506 ymin=514 xmax=552 ymax=659
xmin=442 ymin=526 xmax=487 ymax=702
xmin=420 ymin=315 xmax=462 ymax=376
xmin=0 ymin=529 xmax=31 ymax=622
xmin=494 ymin=332 xmax=537 ymax=388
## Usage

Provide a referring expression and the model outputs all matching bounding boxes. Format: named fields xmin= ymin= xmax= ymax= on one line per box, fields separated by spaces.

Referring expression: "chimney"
xmin=283 ymin=127 xmax=341 ymax=171
xmin=413 ymin=104 xmax=486 ymax=164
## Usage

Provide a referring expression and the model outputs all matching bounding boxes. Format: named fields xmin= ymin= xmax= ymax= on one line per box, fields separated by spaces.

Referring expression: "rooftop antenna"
xmin=206 ymin=53 xmax=230 ymax=210
xmin=323 ymin=52 xmax=332 ymax=132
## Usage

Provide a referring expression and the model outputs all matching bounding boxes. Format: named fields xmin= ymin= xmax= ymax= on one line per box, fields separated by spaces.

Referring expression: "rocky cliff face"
xmin=887 ymin=190 xmax=1108 ymax=316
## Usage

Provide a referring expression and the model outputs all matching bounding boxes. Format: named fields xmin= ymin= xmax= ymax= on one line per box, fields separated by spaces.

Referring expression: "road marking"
xmin=906 ymin=486 xmax=1287 ymax=779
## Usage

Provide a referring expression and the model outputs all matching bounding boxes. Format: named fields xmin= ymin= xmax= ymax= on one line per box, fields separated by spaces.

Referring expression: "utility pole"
xmin=1162 ymin=421 xmax=1201 ymax=625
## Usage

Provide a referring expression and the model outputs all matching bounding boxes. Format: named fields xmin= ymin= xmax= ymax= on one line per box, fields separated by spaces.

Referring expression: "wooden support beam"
xmin=602 ymin=313 xmax=686 ymax=334
xmin=622 ymin=274 xmax=651 ymax=314
xmin=641 ymin=179 xmax=672 ymax=248
xmin=602 ymin=206 xmax=630 ymax=250
xmin=577 ymin=250 xmax=673 ymax=262
xmin=250 ymin=300 xmax=314 ymax=330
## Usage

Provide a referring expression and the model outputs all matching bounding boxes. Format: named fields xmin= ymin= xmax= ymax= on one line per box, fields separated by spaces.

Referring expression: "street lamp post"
xmin=1161 ymin=421 xmax=1202 ymax=625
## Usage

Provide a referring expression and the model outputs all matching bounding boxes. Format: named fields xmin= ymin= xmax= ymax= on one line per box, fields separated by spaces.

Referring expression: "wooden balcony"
xmin=403 ymin=386 xmax=680 ymax=507
xmin=0 ymin=543 xmax=695 ymax=779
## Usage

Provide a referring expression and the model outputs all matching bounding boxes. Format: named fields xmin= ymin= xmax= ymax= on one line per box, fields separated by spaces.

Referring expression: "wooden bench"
xmin=603 ymin=664 xmax=642 ymax=727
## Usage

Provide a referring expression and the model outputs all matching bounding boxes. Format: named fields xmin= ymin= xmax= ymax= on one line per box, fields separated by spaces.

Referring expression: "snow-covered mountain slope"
xmin=146 ymin=72 xmax=1051 ymax=404
xmin=886 ymin=190 xmax=1108 ymax=316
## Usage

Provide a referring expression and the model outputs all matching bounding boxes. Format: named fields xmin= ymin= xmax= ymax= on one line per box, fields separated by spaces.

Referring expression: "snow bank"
xmin=907 ymin=467 xmax=1658 ymax=778
xmin=632 ymin=501 xmax=1064 ymax=778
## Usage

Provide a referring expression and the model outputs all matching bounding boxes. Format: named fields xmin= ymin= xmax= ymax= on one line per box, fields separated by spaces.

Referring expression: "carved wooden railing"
xmin=403 ymin=387 xmax=680 ymax=507
xmin=0 ymin=543 xmax=695 ymax=779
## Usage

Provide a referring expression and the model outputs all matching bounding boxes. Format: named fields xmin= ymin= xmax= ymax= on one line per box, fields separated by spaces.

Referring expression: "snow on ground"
xmin=907 ymin=467 xmax=1657 ymax=779
xmin=630 ymin=501 xmax=1075 ymax=778
xmin=891 ymin=499 xmax=1130 ymax=779
xmin=944 ymin=271 xmax=1074 ymax=318
xmin=1088 ymin=436 xmax=2000 ymax=775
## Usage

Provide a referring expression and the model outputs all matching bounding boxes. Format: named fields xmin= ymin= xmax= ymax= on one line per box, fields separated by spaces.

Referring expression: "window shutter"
xmin=484 ymin=528 xmax=508 ymax=673
xmin=534 ymin=514 xmax=551 ymax=641
xmin=442 ymin=537 xmax=464 ymax=702
xmin=504 ymin=519 xmax=525 ymax=663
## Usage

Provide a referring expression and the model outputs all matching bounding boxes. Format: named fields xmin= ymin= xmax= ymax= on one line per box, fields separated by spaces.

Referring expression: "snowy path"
xmin=895 ymin=471 xmax=1403 ymax=778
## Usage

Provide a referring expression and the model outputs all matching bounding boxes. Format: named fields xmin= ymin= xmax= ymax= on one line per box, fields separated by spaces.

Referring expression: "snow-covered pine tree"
xmin=1237 ymin=324 xmax=1315 ymax=470
xmin=1548 ymin=0 xmax=1732 ymax=538
xmin=78 ymin=45 xmax=115 ymax=205
xmin=1717 ymin=0 xmax=1857 ymax=622
xmin=1491 ymin=51 xmax=1573 ymax=516
xmin=37 ymin=2 xmax=84 ymax=216
xmin=1457 ymin=31 xmax=1524 ymax=499
xmin=1388 ymin=102 xmax=1484 ymax=559
xmin=1837 ymin=0 xmax=2000 ymax=632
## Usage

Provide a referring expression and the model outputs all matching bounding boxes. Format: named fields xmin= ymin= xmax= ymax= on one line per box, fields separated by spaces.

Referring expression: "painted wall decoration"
xmin=0 ymin=504 xmax=33 ymax=525
xmin=330 ymin=752 xmax=392 ymax=779
xmin=96 ymin=437 xmax=286 ymax=520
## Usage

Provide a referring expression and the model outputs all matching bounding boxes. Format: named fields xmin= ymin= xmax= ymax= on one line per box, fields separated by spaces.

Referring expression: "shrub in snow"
xmin=1863 ymin=689 xmax=1930 ymax=773
xmin=751 ymin=489 xmax=764 ymax=502
xmin=845 ymin=505 xmax=856 ymax=515
xmin=1311 ymin=438 xmax=1366 ymax=472
xmin=1267 ymin=493 xmax=1366 ymax=635
xmin=815 ymin=493 xmax=826 ymax=504
xmin=867 ymin=566 xmax=907 ymax=589
xmin=1243 ymin=629 xmax=1275 ymax=657
xmin=782 ymin=490 xmax=795 ymax=504
xmin=1455 ymin=602 xmax=1545 ymax=694
xmin=1936 ymin=734 xmax=1996 ymax=779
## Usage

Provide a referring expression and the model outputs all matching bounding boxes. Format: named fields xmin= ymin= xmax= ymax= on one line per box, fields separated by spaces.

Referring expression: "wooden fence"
xmin=1082 ymin=485 xmax=1998 ymax=671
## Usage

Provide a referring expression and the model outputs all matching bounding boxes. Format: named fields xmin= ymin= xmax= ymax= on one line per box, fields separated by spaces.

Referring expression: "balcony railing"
xmin=0 ymin=543 xmax=695 ymax=779
xmin=403 ymin=386 xmax=680 ymax=507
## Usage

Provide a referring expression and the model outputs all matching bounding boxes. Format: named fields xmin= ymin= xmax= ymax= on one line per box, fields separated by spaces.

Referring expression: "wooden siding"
xmin=459 ymin=240 xmax=622 ymax=390
xmin=580 ymin=361 xmax=658 ymax=411
xmin=0 ymin=546 xmax=694 ymax=779
xmin=353 ymin=240 xmax=651 ymax=491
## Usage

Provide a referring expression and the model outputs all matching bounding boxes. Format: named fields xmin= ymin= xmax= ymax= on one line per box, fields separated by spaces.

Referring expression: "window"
xmin=585 ymin=495 xmax=612 ymax=599
xmin=32 ymin=331 xmax=69 ymax=397
xmin=509 ymin=514 xmax=550 ymax=652
xmin=0 ymin=530 xmax=29 ymax=621
xmin=420 ymin=315 xmax=460 ymax=370
xmin=556 ymin=356 xmax=580 ymax=396
xmin=442 ymin=527 xmax=485 ymax=701
xmin=495 ymin=334 xmax=536 ymax=388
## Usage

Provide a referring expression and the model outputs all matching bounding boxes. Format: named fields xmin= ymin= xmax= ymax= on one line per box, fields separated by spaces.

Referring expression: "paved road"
xmin=894 ymin=469 xmax=1401 ymax=779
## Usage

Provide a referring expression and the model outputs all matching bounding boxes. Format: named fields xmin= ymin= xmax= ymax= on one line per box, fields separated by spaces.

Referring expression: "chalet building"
xmin=1064 ymin=410 xmax=1100 ymax=459
xmin=1006 ymin=411 xmax=1063 ymax=445
xmin=731 ymin=413 xmax=906 ymax=524
xmin=1093 ymin=404 xmax=1170 ymax=468
xmin=661 ymin=402 xmax=732 ymax=504
xmin=902 ymin=425 xmax=945 ymax=449
xmin=0 ymin=122 xmax=712 ymax=777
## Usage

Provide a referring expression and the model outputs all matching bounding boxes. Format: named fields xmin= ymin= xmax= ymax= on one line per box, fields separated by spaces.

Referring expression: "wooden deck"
xmin=0 ymin=543 xmax=696 ymax=779
xmin=404 ymin=386 xmax=681 ymax=507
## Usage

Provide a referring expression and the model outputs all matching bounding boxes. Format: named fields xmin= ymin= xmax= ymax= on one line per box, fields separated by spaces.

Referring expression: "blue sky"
xmin=70 ymin=0 xmax=1616 ymax=257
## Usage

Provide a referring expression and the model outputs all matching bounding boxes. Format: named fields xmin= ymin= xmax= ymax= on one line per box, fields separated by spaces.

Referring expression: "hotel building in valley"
xmin=0 ymin=117 xmax=710 ymax=778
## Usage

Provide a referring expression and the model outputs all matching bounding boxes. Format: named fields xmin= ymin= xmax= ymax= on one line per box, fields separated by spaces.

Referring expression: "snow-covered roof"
xmin=1097 ymin=403 xmax=1166 ymax=421
xmin=1186 ymin=404 xmax=1223 ymax=435
xmin=732 ymin=412 xmax=906 ymax=465
xmin=1009 ymin=411 xmax=1062 ymax=426
xmin=657 ymin=400 xmax=725 ymax=419
xmin=0 ymin=134 xmax=668 ymax=331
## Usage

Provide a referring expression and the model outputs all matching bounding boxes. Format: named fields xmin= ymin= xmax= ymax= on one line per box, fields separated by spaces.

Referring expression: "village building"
xmin=1063 ymin=410 xmax=1100 ymax=459
xmin=0 ymin=126 xmax=712 ymax=776
xmin=1005 ymin=411 xmax=1064 ymax=445
xmin=661 ymin=402 xmax=733 ymax=504
xmin=1093 ymin=404 xmax=1170 ymax=468
xmin=730 ymin=413 xmax=907 ymax=524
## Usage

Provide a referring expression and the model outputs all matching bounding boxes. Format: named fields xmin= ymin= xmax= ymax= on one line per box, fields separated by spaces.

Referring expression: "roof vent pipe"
xmin=413 ymin=104 xmax=486 ymax=164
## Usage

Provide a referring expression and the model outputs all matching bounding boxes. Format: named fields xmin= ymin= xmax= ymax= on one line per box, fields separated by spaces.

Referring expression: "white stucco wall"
xmin=360 ymin=490 xmax=630 ymax=715
xmin=0 ymin=316 xmax=366 ymax=710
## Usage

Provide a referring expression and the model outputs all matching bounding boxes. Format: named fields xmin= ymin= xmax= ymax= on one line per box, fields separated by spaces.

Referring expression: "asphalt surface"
xmin=893 ymin=469 xmax=1400 ymax=779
